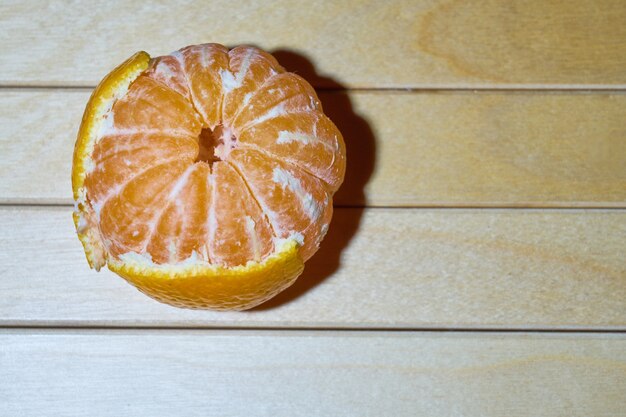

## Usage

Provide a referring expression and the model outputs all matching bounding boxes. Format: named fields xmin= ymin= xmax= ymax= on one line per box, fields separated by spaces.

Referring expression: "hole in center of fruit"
xmin=196 ymin=124 xmax=237 ymax=164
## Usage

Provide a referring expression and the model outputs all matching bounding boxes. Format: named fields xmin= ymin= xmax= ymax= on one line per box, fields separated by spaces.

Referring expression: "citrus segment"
xmin=145 ymin=163 xmax=212 ymax=264
xmin=238 ymin=112 xmax=346 ymax=190
xmin=99 ymin=160 xmax=191 ymax=257
xmin=86 ymin=133 xmax=197 ymax=205
xmin=232 ymin=72 xmax=321 ymax=132
xmin=221 ymin=46 xmax=284 ymax=127
xmin=229 ymin=148 xmax=333 ymax=261
xmin=175 ymin=43 xmax=229 ymax=129
xmin=143 ymin=54 xmax=192 ymax=101
xmin=106 ymin=75 xmax=202 ymax=137
xmin=211 ymin=161 xmax=275 ymax=267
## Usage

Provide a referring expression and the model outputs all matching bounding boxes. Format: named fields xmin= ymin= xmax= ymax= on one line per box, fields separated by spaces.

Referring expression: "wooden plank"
xmin=2 ymin=1 xmax=626 ymax=88
xmin=1 ymin=90 xmax=625 ymax=207
xmin=1 ymin=206 xmax=624 ymax=328
xmin=1 ymin=329 xmax=625 ymax=416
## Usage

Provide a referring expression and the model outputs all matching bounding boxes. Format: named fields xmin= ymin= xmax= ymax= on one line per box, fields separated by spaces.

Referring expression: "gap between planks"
xmin=2 ymin=203 xmax=626 ymax=210
xmin=1 ymin=325 xmax=626 ymax=334
xmin=6 ymin=85 xmax=626 ymax=93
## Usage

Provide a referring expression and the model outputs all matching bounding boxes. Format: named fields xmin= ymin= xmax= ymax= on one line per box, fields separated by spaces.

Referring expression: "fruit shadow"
xmin=252 ymin=49 xmax=376 ymax=310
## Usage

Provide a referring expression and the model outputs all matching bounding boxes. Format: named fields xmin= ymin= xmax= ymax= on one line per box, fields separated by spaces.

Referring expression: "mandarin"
xmin=72 ymin=44 xmax=346 ymax=310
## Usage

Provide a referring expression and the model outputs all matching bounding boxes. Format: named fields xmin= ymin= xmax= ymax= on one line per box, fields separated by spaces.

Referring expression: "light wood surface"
xmin=2 ymin=1 xmax=625 ymax=414
xmin=2 ymin=330 xmax=625 ymax=416
xmin=3 ymin=0 xmax=626 ymax=88
xmin=2 ymin=206 xmax=624 ymax=329
xmin=2 ymin=90 xmax=625 ymax=206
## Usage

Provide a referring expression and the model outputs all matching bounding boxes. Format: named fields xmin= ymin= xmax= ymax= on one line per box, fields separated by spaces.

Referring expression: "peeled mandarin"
xmin=72 ymin=44 xmax=346 ymax=310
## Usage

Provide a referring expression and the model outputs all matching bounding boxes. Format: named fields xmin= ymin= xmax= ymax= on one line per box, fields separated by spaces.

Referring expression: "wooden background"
xmin=1 ymin=0 xmax=625 ymax=415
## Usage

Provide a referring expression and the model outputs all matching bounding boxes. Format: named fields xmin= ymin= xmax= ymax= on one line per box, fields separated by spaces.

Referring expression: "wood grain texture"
xmin=2 ymin=2 xmax=624 ymax=412
xmin=1 ymin=329 xmax=625 ymax=416
xmin=2 ymin=0 xmax=626 ymax=87
xmin=1 ymin=90 xmax=625 ymax=207
xmin=1 ymin=206 xmax=624 ymax=328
